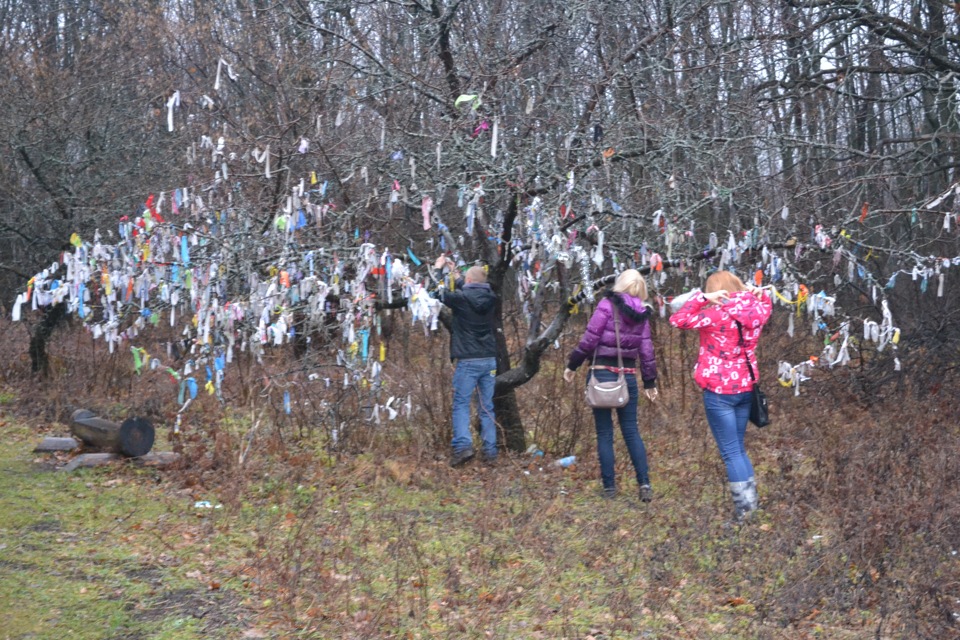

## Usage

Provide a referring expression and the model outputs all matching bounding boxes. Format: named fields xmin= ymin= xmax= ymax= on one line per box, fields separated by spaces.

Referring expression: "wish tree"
xmin=10 ymin=0 xmax=960 ymax=451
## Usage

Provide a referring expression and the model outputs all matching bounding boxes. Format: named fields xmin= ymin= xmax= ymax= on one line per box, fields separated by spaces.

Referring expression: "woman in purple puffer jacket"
xmin=564 ymin=269 xmax=659 ymax=502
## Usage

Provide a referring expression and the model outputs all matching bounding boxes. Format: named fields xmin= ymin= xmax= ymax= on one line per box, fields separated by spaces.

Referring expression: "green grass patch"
xmin=0 ymin=419 xmax=251 ymax=639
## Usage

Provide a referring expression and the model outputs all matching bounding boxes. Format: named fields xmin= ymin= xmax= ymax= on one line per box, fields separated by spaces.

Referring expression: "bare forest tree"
xmin=4 ymin=0 xmax=960 ymax=450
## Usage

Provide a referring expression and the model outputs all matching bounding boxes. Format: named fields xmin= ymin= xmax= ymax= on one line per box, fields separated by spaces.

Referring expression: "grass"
xmin=0 ymin=419 xmax=253 ymax=639
xmin=224 ymin=449 xmax=880 ymax=639
xmin=2 ymin=377 xmax=958 ymax=638
xmin=0 ymin=412 xmax=792 ymax=639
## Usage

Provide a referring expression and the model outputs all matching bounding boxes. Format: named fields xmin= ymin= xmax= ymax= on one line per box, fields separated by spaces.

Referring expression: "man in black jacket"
xmin=434 ymin=256 xmax=499 ymax=466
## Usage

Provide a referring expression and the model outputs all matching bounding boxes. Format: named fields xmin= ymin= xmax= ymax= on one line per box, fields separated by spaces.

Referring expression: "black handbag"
xmin=735 ymin=320 xmax=770 ymax=428
xmin=585 ymin=307 xmax=629 ymax=409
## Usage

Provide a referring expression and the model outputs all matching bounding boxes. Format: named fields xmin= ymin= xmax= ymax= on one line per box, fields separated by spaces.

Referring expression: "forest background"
xmin=1 ymin=0 xmax=959 ymax=637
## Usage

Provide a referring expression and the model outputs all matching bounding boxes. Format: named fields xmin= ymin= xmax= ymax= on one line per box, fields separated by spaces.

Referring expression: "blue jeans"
xmin=590 ymin=369 xmax=650 ymax=489
xmin=451 ymin=357 xmax=497 ymax=456
xmin=703 ymin=390 xmax=754 ymax=483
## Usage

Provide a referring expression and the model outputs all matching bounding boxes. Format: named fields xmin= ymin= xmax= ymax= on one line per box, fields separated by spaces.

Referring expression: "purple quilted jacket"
xmin=567 ymin=291 xmax=657 ymax=387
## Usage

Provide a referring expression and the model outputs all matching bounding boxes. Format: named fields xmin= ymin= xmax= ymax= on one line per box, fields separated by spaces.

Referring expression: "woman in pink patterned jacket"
xmin=669 ymin=271 xmax=772 ymax=520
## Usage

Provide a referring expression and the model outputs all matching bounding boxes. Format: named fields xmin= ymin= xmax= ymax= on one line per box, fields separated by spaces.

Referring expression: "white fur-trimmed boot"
xmin=745 ymin=477 xmax=759 ymax=512
xmin=729 ymin=480 xmax=757 ymax=521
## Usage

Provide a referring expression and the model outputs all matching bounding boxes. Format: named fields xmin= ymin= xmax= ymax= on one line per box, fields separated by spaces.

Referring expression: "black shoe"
xmin=479 ymin=451 xmax=499 ymax=467
xmin=450 ymin=447 xmax=475 ymax=467
xmin=639 ymin=484 xmax=653 ymax=503
xmin=602 ymin=487 xmax=618 ymax=499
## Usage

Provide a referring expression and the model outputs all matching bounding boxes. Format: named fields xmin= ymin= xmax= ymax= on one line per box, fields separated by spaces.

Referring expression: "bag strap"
xmin=590 ymin=299 xmax=624 ymax=371
xmin=734 ymin=319 xmax=757 ymax=383
xmin=612 ymin=305 xmax=624 ymax=370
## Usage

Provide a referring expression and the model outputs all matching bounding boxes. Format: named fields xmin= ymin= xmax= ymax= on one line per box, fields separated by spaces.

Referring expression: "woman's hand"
xmin=644 ymin=388 xmax=659 ymax=402
xmin=563 ymin=368 xmax=576 ymax=383
xmin=703 ymin=289 xmax=730 ymax=305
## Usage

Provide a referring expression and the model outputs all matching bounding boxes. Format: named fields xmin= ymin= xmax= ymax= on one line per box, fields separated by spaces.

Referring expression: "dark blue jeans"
xmin=451 ymin=357 xmax=497 ymax=456
xmin=590 ymin=369 xmax=650 ymax=489
xmin=703 ymin=390 xmax=754 ymax=483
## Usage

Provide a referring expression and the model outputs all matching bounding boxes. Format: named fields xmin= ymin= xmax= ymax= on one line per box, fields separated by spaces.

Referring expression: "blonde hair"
xmin=612 ymin=269 xmax=648 ymax=301
xmin=704 ymin=270 xmax=746 ymax=294
xmin=465 ymin=266 xmax=487 ymax=284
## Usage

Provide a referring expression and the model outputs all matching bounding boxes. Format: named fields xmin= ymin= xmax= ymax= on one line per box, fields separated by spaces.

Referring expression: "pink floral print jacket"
xmin=669 ymin=290 xmax=772 ymax=394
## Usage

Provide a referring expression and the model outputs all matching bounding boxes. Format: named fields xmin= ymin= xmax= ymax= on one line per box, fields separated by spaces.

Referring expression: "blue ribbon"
xmin=359 ymin=329 xmax=370 ymax=362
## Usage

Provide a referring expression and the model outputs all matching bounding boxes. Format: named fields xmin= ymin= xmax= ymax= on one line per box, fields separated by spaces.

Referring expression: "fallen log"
xmin=60 ymin=453 xmax=119 ymax=472
xmin=34 ymin=437 xmax=80 ymax=452
xmin=133 ymin=452 xmax=180 ymax=469
xmin=70 ymin=409 xmax=155 ymax=457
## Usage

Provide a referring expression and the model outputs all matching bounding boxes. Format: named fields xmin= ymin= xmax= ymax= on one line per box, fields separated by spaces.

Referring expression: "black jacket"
xmin=438 ymin=281 xmax=498 ymax=360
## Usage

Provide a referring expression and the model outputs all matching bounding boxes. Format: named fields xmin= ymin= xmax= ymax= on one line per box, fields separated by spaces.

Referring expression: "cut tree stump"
xmin=34 ymin=437 xmax=80 ymax=452
xmin=70 ymin=409 xmax=155 ymax=457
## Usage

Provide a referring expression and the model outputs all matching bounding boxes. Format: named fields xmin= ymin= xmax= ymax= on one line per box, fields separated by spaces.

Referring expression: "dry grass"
xmin=2 ymin=313 xmax=959 ymax=638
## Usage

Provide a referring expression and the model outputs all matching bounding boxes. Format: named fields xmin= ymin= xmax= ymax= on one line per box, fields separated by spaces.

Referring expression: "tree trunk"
xmin=479 ymin=234 xmax=526 ymax=453
xmin=493 ymin=388 xmax=525 ymax=452
xmin=491 ymin=278 xmax=527 ymax=452
xmin=29 ymin=302 xmax=68 ymax=376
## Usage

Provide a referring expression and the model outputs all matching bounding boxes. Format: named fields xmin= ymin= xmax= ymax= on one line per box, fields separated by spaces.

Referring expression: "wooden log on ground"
xmin=70 ymin=409 xmax=155 ymax=457
xmin=133 ymin=452 xmax=181 ymax=469
xmin=34 ymin=437 xmax=80 ymax=452
xmin=60 ymin=453 xmax=119 ymax=472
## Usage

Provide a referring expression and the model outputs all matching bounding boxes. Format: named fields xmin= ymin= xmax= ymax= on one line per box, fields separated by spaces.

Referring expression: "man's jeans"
xmin=451 ymin=357 xmax=498 ymax=456
xmin=590 ymin=368 xmax=650 ymax=489
xmin=703 ymin=390 xmax=754 ymax=482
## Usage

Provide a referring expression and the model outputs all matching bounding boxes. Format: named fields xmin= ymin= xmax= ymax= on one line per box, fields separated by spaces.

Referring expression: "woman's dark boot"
xmin=639 ymin=484 xmax=653 ymax=503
